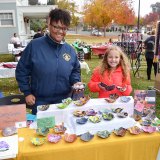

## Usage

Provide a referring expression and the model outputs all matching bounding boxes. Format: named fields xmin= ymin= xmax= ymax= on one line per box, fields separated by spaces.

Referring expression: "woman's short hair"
xmin=49 ymin=8 xmax=71 ymax=26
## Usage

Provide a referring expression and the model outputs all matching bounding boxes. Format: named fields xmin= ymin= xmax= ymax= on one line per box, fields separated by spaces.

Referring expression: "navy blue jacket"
xmin=16 ymin=34 xmax=81 ymax=104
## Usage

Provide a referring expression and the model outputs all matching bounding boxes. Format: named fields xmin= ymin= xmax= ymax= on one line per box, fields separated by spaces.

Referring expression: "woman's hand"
xmin=25 ymin=94 xmax=36 ymax=106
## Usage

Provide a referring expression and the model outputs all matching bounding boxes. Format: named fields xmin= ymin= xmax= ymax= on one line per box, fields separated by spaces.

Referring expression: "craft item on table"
xmin=26 ymin=114 xmax=36 ymax=127
xmin=57 ymin=97 xmax=72 ymax=109
xmin=76 ymin=117 xmax=88 ymax=124
xmin=132 ymin=114 xmax=141 ymax=121
xmin=64 ymin=133 xmax=77 ymax=143
xmin=0 ymin=141 xmax=10 ymax=151
xmin=85 ymin=109 xmax=97 ymax=116
xmin=31 ymin=137 xmax=46 ymax=146
xmin=152 ymin=119 xmax=160 ymax=126
xmin=102 ymin=113 xmax=114 ymax=121
xmin=97 ymin=130 xmax=111 ymax=139
xmin=47 ymin=134 xmax=62 ymax=143
xmin=120 ymin=96 xmax=131 ymax=103
xmin=37 ymin=116 xmax=55 ymax=129
xmin=117 ymin=112 xmax=128 ymax=118
xmin=38 ymin=104 xmax=50 ymax=111
xmin=72 ymin=83 xmax=85 ymax=101
xmin=99 ymin=82 xmax=115 ymax=91
xmin=141 ymin=126 xmax=156 ymax=133
xmin=140 ymin=120 xmax=152 ymax=126
xmin=114 ymin=127 xmax=127 ymax=137
xmin=54 ymin=123 xmax=66 ymax=134
xmin=88 ymin=116 xmax=101 ymax=123
xmin=73 ymin=110 xmax=86 ymax=117
xmin=112 ymin=108 xmax=123 ymax=113
xmin=2 ymin=126 xmax=17 ymax=137
xmin=105 ymin=94 xmax=119 ymax=103
xmin=36 ymin=127 xmax=49 ymax=136
xmin=128 ymin=126 xmax=142 ymax=135
xmin=80 ymin=132 xmax=94 ymax=142
xmin=73 ymin=95 xmax=90 ymax=106
xmin=143 ymin=109 xmax=156 ymax=120
xmin=110 ymin=93 xmax=119 ymax=99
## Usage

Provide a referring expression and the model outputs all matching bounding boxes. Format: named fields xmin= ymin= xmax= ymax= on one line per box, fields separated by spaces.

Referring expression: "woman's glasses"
xmin=50 ymin=24 xmax=68 ymax=32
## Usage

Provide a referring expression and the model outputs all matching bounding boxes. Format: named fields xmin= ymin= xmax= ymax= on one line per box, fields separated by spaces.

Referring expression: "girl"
xmin=88 ymin=45 xmax=132 ymax=98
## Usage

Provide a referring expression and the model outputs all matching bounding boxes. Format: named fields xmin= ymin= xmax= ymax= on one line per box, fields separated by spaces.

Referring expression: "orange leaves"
xmin=84 ymin=0 xmax=136 ymax=27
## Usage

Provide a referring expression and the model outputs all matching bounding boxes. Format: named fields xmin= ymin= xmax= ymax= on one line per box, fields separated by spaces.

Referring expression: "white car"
xmin=92 ymin=30 xmax=102 ymax=36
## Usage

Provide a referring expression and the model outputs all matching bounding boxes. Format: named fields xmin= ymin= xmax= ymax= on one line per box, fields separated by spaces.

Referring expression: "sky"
xmin=39 ymin=0 xmax=160 ymax=17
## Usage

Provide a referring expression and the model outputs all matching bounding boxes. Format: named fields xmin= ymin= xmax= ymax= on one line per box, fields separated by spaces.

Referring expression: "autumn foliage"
xmin=83 ymin=0 xmax=135 ymax=28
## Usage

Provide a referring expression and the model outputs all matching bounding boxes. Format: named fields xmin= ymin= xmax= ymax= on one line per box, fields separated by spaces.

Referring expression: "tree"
xmin=143 ymin=12 xmax=159 ymax=26
xmin=56 ymin=0 xmax=80 ymax=33
xmin=83 ymin=0 xmax=135 ymax=36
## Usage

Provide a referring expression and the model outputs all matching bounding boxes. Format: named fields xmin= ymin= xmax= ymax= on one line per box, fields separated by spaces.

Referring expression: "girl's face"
xmin=107 ymin=50 xmax=120 ymax=69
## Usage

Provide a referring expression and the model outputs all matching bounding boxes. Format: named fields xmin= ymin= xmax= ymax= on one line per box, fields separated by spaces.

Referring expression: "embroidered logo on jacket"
xmin=63 ymin=53 xmax=71 ymax=61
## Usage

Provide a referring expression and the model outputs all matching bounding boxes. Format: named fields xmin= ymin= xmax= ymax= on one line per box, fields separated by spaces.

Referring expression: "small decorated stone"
xmin=120 ymin=96 xmax=131 ymax=103
xmin=0 ymin=141 xmax=10 ymax=151
xmin=54 ymin=123 xmax=67 ymax=134
xmin=31 ymin=137 xmax=45 ymax=146
xmin=64 ymin=133 xmax=77 ymax=143
xmin=2 ymin=126 xmax=17 ymax=137
xmin=38 ymin=104 xmax=50 ymax=111
xmin=128 ymin=126 xmax=142 ymax=135
xmin=102 ymin=113 xmax=114 ymax=121
xmin=47 ymin=134 xmax=62 ymax=143
xmin=88 ymin=116 xmax=101 ymax=123
xmin=80 ymin=132 xmax=94 ymax=142
xmin=97 ymin=130 xmax=111 ymax=139
xmin=114 ymin=127 xmax=127 ymax=137
xmin=76 ymin=117 xmax=88 ymax=124
xmin=36 ymin=127 xmax=49 ymax=136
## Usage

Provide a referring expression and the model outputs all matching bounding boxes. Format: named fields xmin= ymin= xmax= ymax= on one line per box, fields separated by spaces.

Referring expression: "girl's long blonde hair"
xmin=100 ymin=45 xmax=130 ymax=81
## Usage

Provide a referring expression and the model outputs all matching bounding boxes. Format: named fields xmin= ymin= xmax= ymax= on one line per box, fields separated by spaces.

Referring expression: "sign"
xmin=134 ymin=90 xmax=156 ymax=120
xmin=0 ymin=104 xmax=26 ymax=130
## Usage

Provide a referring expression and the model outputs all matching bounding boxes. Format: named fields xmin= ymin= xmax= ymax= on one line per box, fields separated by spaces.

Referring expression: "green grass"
xmin=0 ymin=34 xmax=160 ymax=118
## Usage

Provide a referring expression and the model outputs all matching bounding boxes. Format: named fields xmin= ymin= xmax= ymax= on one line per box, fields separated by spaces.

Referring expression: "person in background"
xmin=144 ymin=30 xmax=157 ymax=80
xmin=10 ymin=33 xmax=21 ymax=48
xmin=108 ymin=38 xmax=113 ymax=45
xmin=88 ymin=45 xmax=132 ymax=98
xmin=16 ymin=8 xmax=82 ymax=115
xmin=33 ymin=28 xmax=44 ymax=39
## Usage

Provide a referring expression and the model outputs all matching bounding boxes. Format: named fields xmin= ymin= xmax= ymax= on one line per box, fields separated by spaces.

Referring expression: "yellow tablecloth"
xmin=14 ymin=128 xmax=160 ymax=160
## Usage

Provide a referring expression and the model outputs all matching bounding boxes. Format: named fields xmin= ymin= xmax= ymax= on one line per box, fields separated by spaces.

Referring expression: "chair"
xmin=7 ymin=44 xmax=14 ymax=54
xmin=0 ymin=94 xmax=26 ymax=106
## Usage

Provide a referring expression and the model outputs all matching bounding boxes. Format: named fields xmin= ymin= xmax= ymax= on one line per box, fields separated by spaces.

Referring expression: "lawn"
xmin=0 ymin=34 xmax=160 ymax=118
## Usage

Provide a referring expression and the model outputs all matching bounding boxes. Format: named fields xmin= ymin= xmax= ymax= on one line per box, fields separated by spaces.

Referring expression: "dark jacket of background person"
xmin=16 ymin=34 xmax=81 ymax=113
xmin=144 ymin=35 xmax=155 ymax=59
xmin=144 ymin=31 xmax=157 ymax=80
xmin=33 ymin=29 xmax=43 ymax=39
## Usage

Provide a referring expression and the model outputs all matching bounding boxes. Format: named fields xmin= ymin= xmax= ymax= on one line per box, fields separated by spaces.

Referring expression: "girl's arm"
xmin=88 ymin=68 xmax=102 ymax=92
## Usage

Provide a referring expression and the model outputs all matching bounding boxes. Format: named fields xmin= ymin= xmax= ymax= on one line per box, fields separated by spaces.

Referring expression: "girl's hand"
xmin=25 ymin=94 xmax=36 ymax=106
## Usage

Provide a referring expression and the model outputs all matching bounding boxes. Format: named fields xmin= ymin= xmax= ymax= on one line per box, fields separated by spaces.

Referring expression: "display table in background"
xmin=0 ymin=62 xmax=17 ymax=78
xmin=91 ymin=45 xmax=108 ymax=56
xmin=14 ymin=128 xmax=160 ymax=160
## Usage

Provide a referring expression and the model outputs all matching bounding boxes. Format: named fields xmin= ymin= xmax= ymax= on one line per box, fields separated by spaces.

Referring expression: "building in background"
xmin=0 ymin=0 xmax=57 ymax=54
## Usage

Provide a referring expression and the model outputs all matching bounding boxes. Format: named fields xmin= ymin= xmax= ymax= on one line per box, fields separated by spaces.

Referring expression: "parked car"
xmin=91 ymin=30 xmax=102 ymax=36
